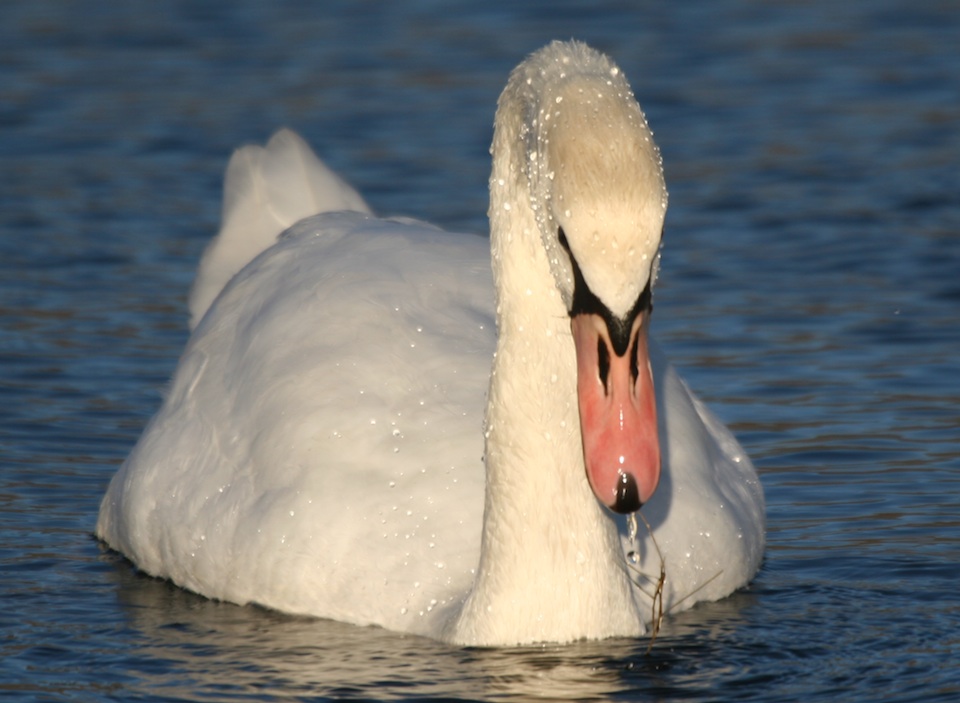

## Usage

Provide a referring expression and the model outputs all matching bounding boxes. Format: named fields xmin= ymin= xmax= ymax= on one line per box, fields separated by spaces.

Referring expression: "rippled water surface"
xmin=2 ymin=1 xmax=958 ymax=701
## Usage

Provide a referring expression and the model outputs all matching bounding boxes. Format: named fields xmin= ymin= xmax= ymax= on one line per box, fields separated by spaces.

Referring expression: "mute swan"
xmin=97 ymin=40 xmax=765 ymax=646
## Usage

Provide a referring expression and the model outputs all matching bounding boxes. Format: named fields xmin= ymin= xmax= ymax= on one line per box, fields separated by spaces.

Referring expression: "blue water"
xmin=2 ymin=1 xmax=958 ymax=700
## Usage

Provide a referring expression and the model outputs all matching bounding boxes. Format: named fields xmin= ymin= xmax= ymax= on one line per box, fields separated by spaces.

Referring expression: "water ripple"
xmin=2 ymin=0 xmax=958 ymax=700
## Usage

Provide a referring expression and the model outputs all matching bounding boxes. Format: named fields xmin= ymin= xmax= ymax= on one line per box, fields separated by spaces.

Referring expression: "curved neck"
xmin=446 ymin=87 xmax=645 ymax=646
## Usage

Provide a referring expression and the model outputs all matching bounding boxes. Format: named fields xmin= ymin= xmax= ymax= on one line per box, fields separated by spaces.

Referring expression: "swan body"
xmin=97 ymin=41 xmax=765 ymax=646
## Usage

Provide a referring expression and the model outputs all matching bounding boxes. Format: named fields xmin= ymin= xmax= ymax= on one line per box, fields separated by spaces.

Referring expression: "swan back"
xmin=188 ymin=129 xmax=372 ymax=329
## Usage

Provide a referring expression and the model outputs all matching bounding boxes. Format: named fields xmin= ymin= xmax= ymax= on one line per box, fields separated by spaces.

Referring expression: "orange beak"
xmin=571 ymin=310 xmax=660 ymax=513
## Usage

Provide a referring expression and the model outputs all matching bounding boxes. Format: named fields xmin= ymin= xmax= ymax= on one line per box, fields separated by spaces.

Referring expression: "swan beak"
xmin=571 ymin=311 xmax=660 ymax=513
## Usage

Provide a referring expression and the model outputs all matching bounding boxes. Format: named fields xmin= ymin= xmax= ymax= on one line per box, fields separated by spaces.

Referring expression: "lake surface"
xmin=2 ymin=1 xmax=958 ymax=700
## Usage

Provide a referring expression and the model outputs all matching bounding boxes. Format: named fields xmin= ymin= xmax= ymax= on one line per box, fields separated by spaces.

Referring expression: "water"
xmin=2 ymin=0 xmax=958 ymax=700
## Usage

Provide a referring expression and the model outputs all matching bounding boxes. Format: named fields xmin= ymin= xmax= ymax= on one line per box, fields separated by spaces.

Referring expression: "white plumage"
xmin=97 ymin=41 xmax=764 ymax=646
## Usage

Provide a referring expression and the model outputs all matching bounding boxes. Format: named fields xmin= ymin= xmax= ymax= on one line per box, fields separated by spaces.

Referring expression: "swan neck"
xmin=446 ymin=77 xmax=644 ymax=645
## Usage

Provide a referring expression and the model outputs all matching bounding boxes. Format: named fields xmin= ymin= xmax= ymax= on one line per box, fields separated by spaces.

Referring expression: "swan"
xmin=97 ymin=40 xmax=765 ymax=646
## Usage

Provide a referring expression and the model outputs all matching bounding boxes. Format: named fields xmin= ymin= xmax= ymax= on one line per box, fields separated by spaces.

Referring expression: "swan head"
xmin=493 ymin=41 xmax=667 ymax=513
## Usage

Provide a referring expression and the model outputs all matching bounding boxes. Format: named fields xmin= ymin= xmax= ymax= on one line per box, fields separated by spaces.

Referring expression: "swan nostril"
xmin=629 ymin=330 xmax=639 ymax=384
xmin=597 ymin=337 xmax=610 ymax=394
xmin=612 ymin=472 xmax=642 ymax=514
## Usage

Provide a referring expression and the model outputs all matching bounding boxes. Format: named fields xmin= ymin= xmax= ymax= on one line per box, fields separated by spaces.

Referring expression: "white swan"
xmin=97 ymin=40 xmax=764 ymax=646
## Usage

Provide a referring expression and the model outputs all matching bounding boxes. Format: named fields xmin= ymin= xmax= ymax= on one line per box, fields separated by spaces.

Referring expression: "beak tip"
xmin=611 ymin=472 xmax=643 ymax=514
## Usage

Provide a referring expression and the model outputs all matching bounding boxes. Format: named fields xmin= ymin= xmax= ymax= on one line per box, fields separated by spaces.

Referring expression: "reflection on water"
xmin=2 ymin=0 xmax=959 ymax=700
xmin=106 ymin=551 xmax=778 ymax=702
xmin=105 ymin=552 xmax=651 ymax=701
